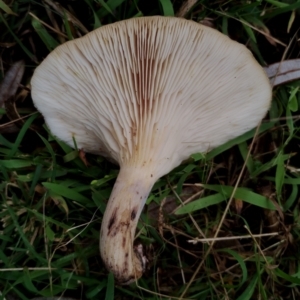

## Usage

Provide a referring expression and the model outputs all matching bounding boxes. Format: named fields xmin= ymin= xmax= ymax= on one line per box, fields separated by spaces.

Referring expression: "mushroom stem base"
xmin=100 ymin=166 xmax=156 ymax=284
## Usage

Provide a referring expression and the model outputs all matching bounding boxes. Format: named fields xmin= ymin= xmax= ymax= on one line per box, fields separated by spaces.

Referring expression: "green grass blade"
xmin=263 ymin=1 xmax=300 ymax=18
xmin=283 ymin=183 xmax=298 ymax=211
xmin=236 ymin=273 xmax=258 ymax=300
xmin=251 ymin=153 xmax=291 ymax=178
xmin=264 ymin=176 xmax=300 ymax=185
xmin=0 ymin=0 xmax=17 ymax=15
xmin=275 ymin=151 xmax=285 ymax=203
xmin=42 ymin=182 xmax=91 ymax=203
xmin=221 ymin=249 xmax=248 ymax=286
xmin=242 ymin=21 xmax=257 ymax=43
xmin=29 ymin=164 xmax=43 ymax=195
xmin=63 ymin=11 xmax=74 ymax=40
xmin=8 ymin=113 xmax=38 ymax=157
xmin=206 ymin=122 xmax=275 ymax=160
xmin=0 ymin=134 xmax=15 ymax=148
xmin=97 ymin=0 xmax=116 ymax=17
xmin=86 ymin=281 xmax=107 ymax=298
xmin=288 ymin=86 xmax=299 ymax=112
xmin=31 ymin=18 xmax=59 ymax=51
xmin=264 ymin=0 xmax=289 ymax=8
xmin=275 ymin=268 xmax=300 ymax=284
xmin=0 ymin=159 xmax=33 ymax=168
xmin=37 ymin=133 xmax=56 ymax=160
xmin=175 ymin=193 xmax=226 ymax=214
xmin=28 ymin=208 xmax=70 ymax=229
xmin=5 ymin=204 xmax=46 ymax=264
xmin=83 ymin=0 xmax=102 ymax=28
xmin=23 ymin=269 xmax=39 ymax=293
xmin=96 ymin=0 xmax=126 ymax=20
xmin=55 ymin=139 xmax=86 ymax=169
xmin=203 ymin=184 xmax=277 ymax=210
xmin=159 ymin=0 xmax=174 ymax=16
xmin=105 ymin=272 xmax=114 ymax=300
xmin=0 ymin=12 xmax=36 ymax=62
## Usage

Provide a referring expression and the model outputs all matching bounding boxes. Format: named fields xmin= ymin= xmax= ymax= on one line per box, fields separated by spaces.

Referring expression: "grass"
xmin=0 ymin=0 xmax=300 ymax=299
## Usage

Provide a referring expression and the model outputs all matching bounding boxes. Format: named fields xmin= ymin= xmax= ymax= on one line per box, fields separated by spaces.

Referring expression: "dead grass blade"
xmin=176 ymin=0 xmax=198 ymax=17
xmin=217 ymin=9 xmax=286 ymax=47
xmin=29 ymin=12 xmax=68 ymax=39
xmin=43 ymin=0 xmax=89 ymax=34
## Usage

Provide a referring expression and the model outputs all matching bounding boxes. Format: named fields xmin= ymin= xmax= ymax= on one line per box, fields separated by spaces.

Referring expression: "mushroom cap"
xmin=31 ymin=16 xmax=271 ymax=178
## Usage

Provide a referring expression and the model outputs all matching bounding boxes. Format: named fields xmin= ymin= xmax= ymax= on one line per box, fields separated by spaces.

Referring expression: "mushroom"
xmin=31 ymin=16 xmax=272 ymax=284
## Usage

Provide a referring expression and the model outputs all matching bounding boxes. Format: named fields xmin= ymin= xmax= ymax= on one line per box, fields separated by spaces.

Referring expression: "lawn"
xmin=0 ymin=0 xmax=300 ymax=299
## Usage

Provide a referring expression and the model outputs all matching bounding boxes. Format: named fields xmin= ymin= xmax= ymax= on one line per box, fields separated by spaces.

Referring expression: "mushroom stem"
xmin=100 ymin=165 xmax=156 ymax=284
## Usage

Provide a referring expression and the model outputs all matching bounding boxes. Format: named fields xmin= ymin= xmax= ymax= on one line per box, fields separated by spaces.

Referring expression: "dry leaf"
xmin=0 ymin=61 xmax=38 ymax=133
xmin=0 ymin=60 xmax=25 ymax=112
xmin=34 ymin=184 xmax=47 ymax=194
xmin=260 ymin=26 xmax=277 ymax=46
xmin=79 ymin=149 xmax=89 ymax=166
xmin=233 ymin=198 xmax=244 ymax=215
xmin=264 ymin=59 xmax=300 ymax=87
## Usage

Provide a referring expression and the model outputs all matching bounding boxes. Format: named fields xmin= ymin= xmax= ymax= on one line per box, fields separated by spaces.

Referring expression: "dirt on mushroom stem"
xmin=100 ymin=164 xmax=158 ymax=284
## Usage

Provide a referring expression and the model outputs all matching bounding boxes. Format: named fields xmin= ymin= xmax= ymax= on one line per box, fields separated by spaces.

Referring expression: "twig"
xmin=188 ymin=232 xmax=279 ymax=244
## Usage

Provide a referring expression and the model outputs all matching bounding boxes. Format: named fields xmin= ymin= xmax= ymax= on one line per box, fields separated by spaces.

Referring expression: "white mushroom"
xmin=31 ymin=16 xmax=272 ymax=284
